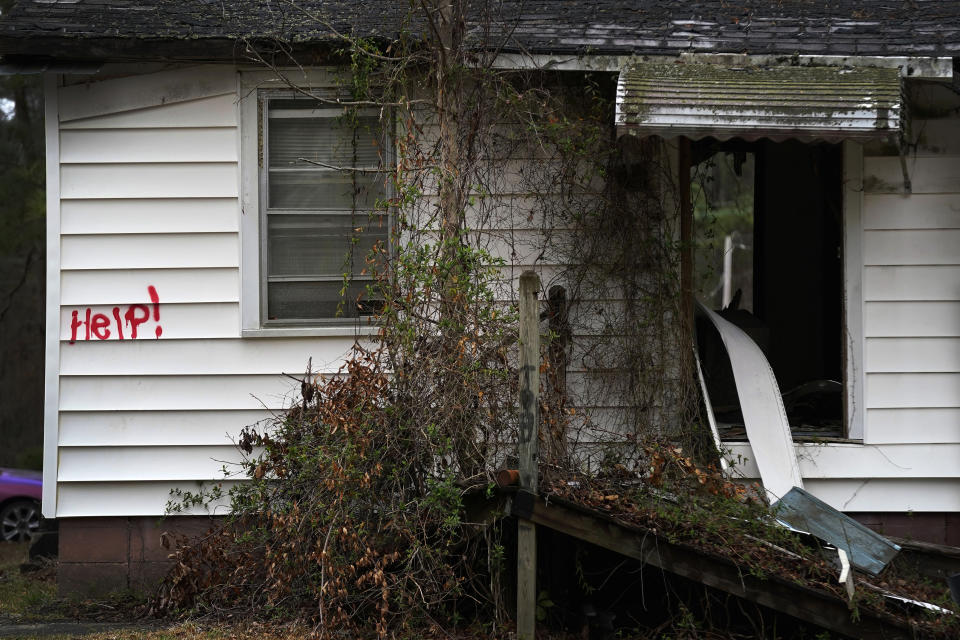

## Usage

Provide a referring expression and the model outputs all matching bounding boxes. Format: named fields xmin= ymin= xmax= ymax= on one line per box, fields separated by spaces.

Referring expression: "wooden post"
xmin=517 ymin=270 xmax=540 ymax=640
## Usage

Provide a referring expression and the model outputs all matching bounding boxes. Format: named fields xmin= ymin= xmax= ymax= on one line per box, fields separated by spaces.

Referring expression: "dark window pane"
xmin=267 ymin=281 xmax=381 ymax=320
xmin=268 ymin=116 xmax=383 ymax=168
xmin=267 ymin=214 xmax=388 ymax=277
xmin=267 ymin=170 xmax=387 ymax=210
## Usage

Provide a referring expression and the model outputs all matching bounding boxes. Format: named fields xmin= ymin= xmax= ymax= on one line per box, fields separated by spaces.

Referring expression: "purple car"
xmin=0 ymin=468 xmax=42 ymax=542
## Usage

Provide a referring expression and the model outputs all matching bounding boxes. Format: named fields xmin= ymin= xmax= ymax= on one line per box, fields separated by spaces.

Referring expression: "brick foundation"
xmin=58 ymin=516 xmax=217 ymax=596
xmin=57 ymin=512 xmax=960 ymax=596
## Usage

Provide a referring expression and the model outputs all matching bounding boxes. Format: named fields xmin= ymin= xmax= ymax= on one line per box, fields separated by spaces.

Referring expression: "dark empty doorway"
xmin=693 ymin=139 xmax=844 ymax=438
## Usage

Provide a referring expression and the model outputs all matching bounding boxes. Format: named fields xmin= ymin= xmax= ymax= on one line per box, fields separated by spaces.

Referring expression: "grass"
xmin=0 ymin=542 xmax=58 ymax=623
xmin=2 ymin=543 xmax=326 ymax=639
xmin=11 ymin=623 xmax=319 ymax=640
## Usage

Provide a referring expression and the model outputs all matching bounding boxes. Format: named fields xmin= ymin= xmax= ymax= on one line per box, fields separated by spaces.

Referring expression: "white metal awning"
xmin=616 ymin=63 xmax=902 ymax=142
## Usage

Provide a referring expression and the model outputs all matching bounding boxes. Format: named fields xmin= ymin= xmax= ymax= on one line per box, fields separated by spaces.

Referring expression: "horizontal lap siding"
xmin=52 ymin=67 xmax=357 ymax=517
xmin=861 ymin=115 xmax=960 ymax=462
xmin=60 ymin=338 xmax=358 ymax=375
xmin=61 ymin=199 xmax=240 ymax=235
xmin=61 ymin=234 xmax=239 ymax=270
xmin=726 ymin=441 xmax=960 ymax=510
xmin=61 ymin=163 xmax=239 ymax=199
xmin=62 ymin=268 xmax=239 ymax=305
xmin=58 ymin=410 xmax=273 ymax=447
xmin=56 ymin=481 xmax=238 ymax=518
xmin=802 ymin=479 xmax=960 ymax=512
xmin=727 ymin=442 xmax=960 ymax=480
xmin=60 ymin=128 xmax=238 ymax=163
xmin=59 ymin=303 xmax=240 ymax=341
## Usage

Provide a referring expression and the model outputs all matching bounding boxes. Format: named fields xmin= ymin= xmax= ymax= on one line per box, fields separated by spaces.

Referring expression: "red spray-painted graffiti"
xmin=68 ymin=285 xmax=163 ymax=343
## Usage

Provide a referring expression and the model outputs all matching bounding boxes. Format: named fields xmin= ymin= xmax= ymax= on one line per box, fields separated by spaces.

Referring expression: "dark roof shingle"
xmin=2 ymin=1 xmax=960 ymax=61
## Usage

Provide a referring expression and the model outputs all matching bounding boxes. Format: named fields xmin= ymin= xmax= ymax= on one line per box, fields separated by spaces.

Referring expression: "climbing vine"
xmin=155 ymin=1 xmax=728 ymax=637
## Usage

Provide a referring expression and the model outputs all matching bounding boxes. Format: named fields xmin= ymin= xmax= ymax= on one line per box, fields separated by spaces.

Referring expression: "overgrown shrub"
xmin=154 ymin=3 xmax=718 ymax=635
xmin=156 ymin=236 xmax=521 ymax=636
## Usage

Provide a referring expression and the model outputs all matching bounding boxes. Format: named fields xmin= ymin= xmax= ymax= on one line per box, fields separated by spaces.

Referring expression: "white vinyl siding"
xmin=46 ymin=65 xmax=960 ymax=518
xmin=48 ymin=66 xmax=362 ymax=517
xmin=861 ymin=116 xmax=960 ymax=460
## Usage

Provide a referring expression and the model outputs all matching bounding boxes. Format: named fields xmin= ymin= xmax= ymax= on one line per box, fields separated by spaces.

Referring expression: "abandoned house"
xmin=1 ymin=1 xmax=959 ymax=595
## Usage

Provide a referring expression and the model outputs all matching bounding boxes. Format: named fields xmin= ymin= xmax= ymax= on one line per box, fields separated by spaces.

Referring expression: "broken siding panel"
xmin=802 ymin=479 xmax=960 ymax=513
xmin=726 ymin=442 xmax=960 ymax=480
xmin=58 ymin=65 xmax=236 ymax=122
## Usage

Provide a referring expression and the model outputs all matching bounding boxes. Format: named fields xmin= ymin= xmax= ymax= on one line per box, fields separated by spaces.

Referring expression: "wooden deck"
xmin=491 ymin=489 xmax=918 ymax=640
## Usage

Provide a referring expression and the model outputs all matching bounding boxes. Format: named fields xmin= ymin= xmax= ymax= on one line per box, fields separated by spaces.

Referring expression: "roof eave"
xmin=0 ymin=35 xmax=361 ymax=65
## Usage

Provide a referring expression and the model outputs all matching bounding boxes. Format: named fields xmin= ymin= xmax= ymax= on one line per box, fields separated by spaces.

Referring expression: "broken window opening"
xmin=692 ymin=147 xmax=755 ymax=312
xmin=693 ymin=139 xmax=845 ymax=441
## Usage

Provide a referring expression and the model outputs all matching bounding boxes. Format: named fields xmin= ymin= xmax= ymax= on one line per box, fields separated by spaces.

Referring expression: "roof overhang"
xmin=616 ymin=63 xmax=903 ymax=143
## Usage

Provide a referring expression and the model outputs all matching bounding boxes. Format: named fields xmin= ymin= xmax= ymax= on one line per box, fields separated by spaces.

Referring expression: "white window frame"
xmin=842 ymin=140 xmax=866 ymax=441
xmin=239 ymin=70 xmax=388 ymax=337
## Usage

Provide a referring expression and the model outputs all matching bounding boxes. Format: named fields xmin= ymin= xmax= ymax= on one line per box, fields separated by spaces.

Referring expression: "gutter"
xmin=491 ymin=52 xmax=953 ymax=79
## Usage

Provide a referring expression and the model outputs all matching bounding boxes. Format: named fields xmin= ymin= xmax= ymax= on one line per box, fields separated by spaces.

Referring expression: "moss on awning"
xmin=616 ymin=63 xmax=902 ymax=142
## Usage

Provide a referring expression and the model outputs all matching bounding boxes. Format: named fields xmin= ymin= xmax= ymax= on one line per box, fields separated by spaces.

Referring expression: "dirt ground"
xmin=0 ymin=542 xmax=315 ymax=640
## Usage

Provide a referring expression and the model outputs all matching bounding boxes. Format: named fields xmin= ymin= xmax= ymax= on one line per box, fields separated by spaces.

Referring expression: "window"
xmin=244 ymin=88 xmax=390 ymax=330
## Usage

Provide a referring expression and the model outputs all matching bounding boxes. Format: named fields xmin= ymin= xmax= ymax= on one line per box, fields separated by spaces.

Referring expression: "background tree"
xmin=0 ymin=17 xmax=45 ymax=469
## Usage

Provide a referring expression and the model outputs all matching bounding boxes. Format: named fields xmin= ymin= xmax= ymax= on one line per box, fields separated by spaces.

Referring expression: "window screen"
xmin=262 ymin=96 xmax=389 ymax=322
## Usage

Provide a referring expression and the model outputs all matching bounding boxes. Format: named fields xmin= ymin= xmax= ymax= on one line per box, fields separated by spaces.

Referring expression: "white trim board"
xmin=238 ymin=71 xmax=260 ymax=332
xmin=843 ymin=140 xmax=866 ymax=441
xmin=42 ymin=74 xmax=61 ymax=517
